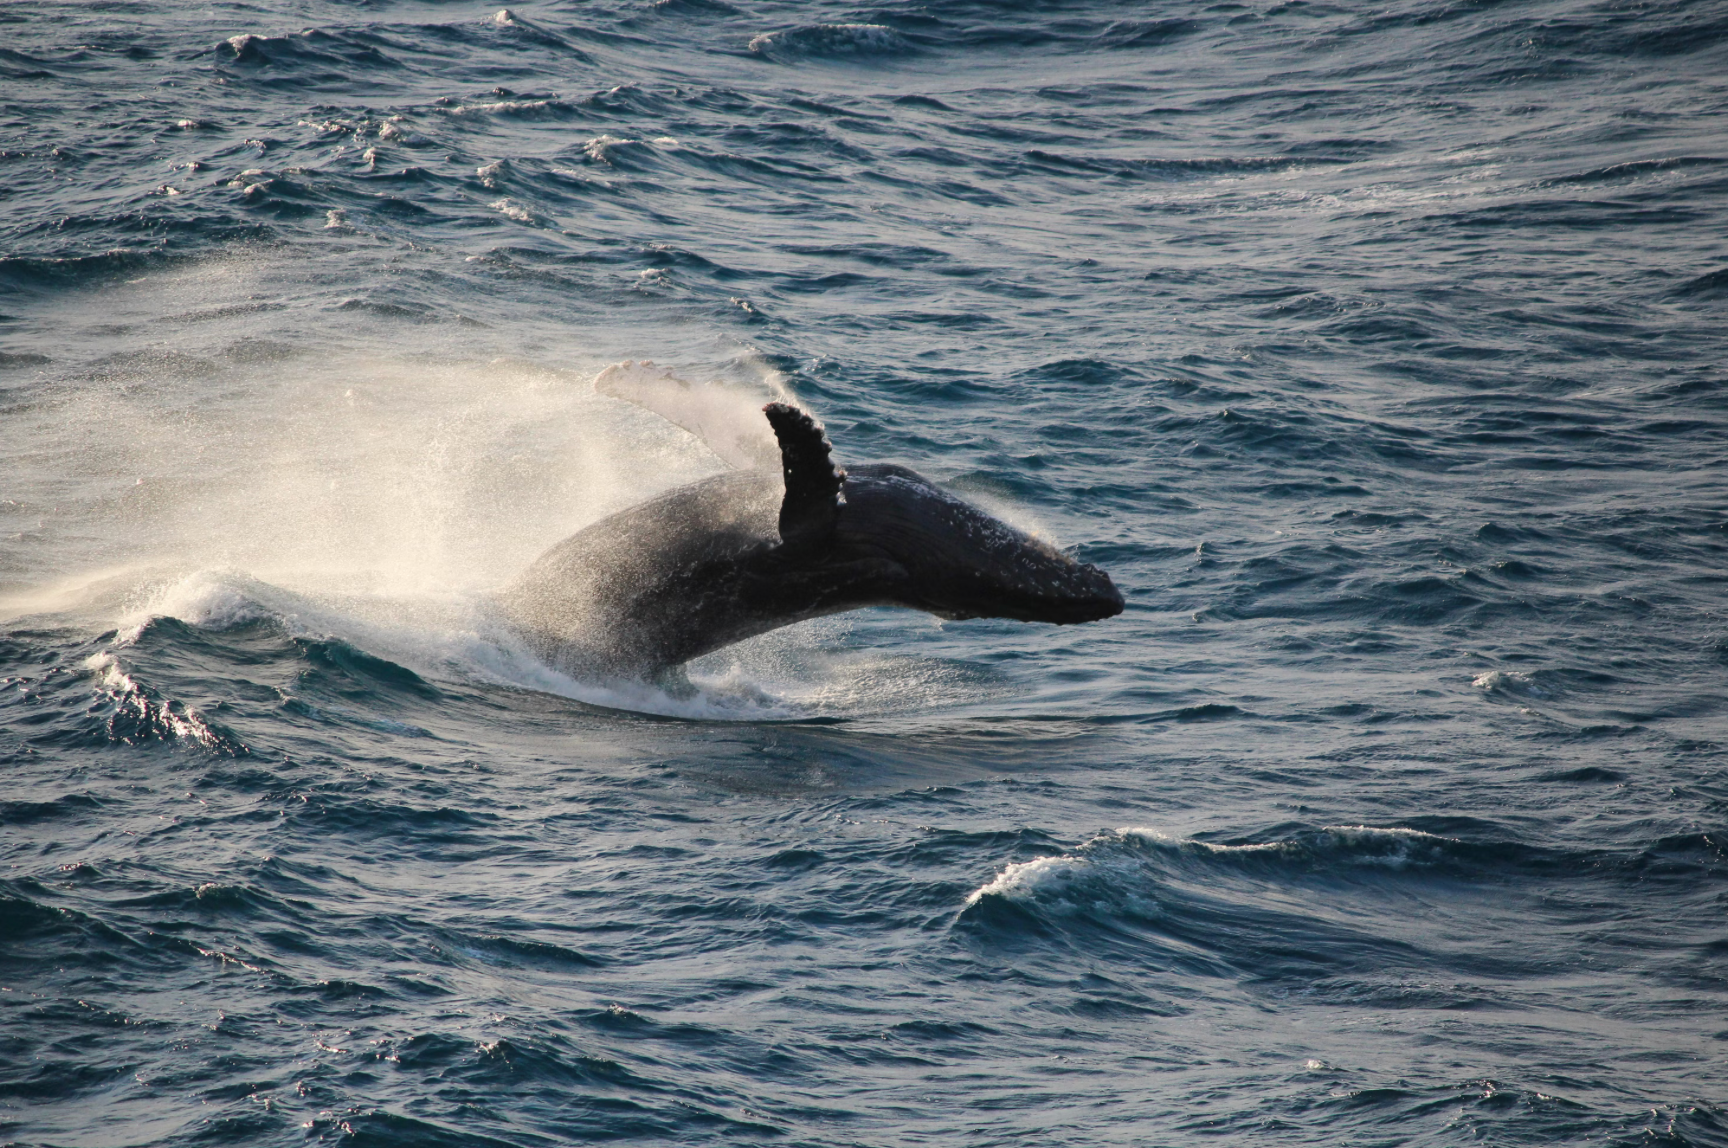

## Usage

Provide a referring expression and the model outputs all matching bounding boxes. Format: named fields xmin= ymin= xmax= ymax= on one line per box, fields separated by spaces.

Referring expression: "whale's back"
xmin=501 ymin=470 xmax=783 ymax=677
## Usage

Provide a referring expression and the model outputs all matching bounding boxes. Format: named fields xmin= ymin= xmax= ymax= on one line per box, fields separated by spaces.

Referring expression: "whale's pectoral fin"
xmin=764 ymin=402 xmax=846 ymax=548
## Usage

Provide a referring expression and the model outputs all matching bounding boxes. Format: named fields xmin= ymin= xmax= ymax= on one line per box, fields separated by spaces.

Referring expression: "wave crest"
xmin=748 ymin=24 xmax=910 ymax=60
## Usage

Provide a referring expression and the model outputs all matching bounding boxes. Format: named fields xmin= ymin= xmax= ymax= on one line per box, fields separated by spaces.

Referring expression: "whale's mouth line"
xmin=930 ymin=591 xmax=1124 ymax=626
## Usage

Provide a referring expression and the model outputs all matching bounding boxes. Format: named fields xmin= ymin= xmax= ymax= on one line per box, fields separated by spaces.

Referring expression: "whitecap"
xmin=582 ymin=134 xmax=637 ymax=164
xmin=1472 ymin=669 xmax=1549 ymax=698
xmin=489 ymin=198 xmax=537 ymax=223
xmin=747 ymin=23 xmax=909 ymax=60
xmin=966 ymin=832 xmax=1163 ymax=918
xmin=443 ymin=98 xmax=554 ymax=118
xmin=1305 ymin=825 xmax=1459 ymax=869
xmin=1118 ymin=825 xmax=1459 ymax=870
xmin=84 ymin=650 xmax=235 ymax=752
xmin=965 ymin=853 xmax=1088 ymax=905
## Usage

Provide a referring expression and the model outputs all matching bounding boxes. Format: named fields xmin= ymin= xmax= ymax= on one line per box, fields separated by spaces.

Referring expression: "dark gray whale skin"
xmin=501 ymin=405 xmax=1124 ymax=682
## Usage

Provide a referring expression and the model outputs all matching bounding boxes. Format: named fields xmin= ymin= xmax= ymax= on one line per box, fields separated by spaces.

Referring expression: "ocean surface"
xmin=3 ymin=0 xmax=1727 ymax=1144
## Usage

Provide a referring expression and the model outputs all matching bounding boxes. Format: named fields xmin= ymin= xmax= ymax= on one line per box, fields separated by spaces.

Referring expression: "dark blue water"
xmin=4 ymin=1 xmax=1728 ymax=1143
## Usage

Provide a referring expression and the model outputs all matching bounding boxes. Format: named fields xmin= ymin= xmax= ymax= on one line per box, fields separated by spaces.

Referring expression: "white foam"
xmin=96 ymin=566 xmax=846 ymax=722
xmin=967 ymin=824 xmax=1466 ymax=910
xmin=84 ymin=650 xmax=229 ymax=750
xmin=582 ymin=134 xmax=636 ymax=163
xmin=966 ymin=854 xmax=1087 ymax=904
xmin=489 ymin=197 xmax=536 ymax=223
xmin=966 ymin=833 xmax=1162 ymax=918
xmin=433 ymin=616 xmax=808 ymax=720
xmin=748 ymin=24 xmax=908 ymax=58
xmin=121 ymin=570 xmax=281 ymax=637
xmin=1119 ymin=824 xmax=1457 ymax=868
xmin=1472 ymin=669 xmax=1548 ymax=697
xmin=0 ymin=256 xmax=1012 ymax=723
xmin=1308 ymin=825 xmax=1457 ymax=868
xmin=1117 ymin=827 xmax=1289 ymax=857
xmin=441 ymin=99 xmax=553 ymax=118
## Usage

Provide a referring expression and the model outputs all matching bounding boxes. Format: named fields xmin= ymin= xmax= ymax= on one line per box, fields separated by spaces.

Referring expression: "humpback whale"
xmin=502 ymin=393 xmax=1123 ymax=685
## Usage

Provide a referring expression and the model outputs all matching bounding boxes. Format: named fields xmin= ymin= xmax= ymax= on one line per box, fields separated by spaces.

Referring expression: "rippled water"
xmin=4 ymin=1 xmax=1727 ymax=1144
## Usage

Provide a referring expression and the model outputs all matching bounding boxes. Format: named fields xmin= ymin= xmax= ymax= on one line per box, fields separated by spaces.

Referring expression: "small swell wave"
xmin=1540 ymin=155 xmax=1725 ymax=187
xmin=953 ymin=826 xmax=1504 ymax=978
xmin=486 ymin=8 xmax=593 ymax=59
xmin=1670 ymin=267 xmax=1728 ymax=299
xmin=1472 ymin=668 xmax=1550 ymax=699
xmin=748 ymin=24 xmax=911 ymax=60
xmin=93 ymin=570 xmax=832 ymax=725
xmin=965 ymin=824 xmax=1472 ymax=916
xmin=1023 ymin=150 xmax=1350 ymax=180
xmin=214 ymin=29 xmax=401 ymax=74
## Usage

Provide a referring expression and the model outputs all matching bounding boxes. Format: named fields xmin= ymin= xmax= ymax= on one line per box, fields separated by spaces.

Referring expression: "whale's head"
xmin=834 ymin=464 xmax=1125 ymax=625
